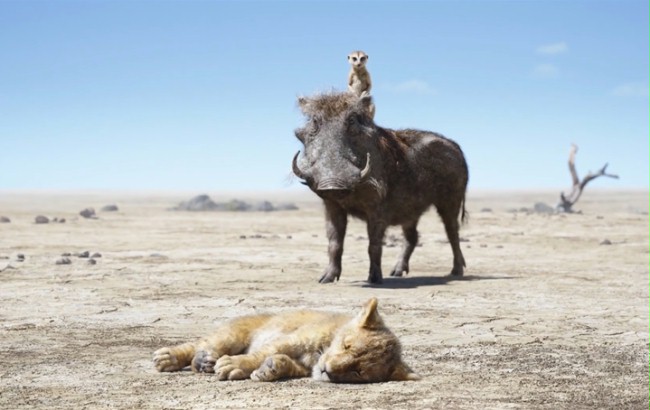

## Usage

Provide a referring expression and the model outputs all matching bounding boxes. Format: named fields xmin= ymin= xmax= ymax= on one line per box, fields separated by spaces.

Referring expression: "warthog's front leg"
xmin=319 ymin=201 xmax=348 ymax=283
xmin=367 ymin=220 xmax=387 ymax=284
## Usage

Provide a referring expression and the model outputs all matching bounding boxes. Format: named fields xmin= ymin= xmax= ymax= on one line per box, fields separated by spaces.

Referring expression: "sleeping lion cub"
xmin=153 ymin=298 xmax=419 ymax=383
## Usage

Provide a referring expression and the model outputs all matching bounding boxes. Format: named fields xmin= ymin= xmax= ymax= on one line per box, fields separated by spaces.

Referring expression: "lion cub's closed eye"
xmin=153 ymin=298 xmax=420 ymax=383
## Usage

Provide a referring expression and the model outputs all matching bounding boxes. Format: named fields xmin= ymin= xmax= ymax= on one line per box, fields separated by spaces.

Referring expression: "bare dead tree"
xmin=558 ymin=144 xmax=619 ymax=212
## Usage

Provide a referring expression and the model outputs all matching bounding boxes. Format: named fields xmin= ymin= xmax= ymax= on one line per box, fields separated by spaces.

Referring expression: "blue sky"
xmin=1 ymin=0 xmax=648 ymax=192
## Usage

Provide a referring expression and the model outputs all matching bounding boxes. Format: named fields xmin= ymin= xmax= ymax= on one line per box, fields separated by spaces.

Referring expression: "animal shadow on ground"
xmin=355 ymin=274 xmax=516 ymax=289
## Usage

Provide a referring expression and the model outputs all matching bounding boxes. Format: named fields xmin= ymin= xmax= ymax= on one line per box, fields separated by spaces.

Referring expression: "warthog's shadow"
xmin=354 ymin=274 xmax=516 ymax=289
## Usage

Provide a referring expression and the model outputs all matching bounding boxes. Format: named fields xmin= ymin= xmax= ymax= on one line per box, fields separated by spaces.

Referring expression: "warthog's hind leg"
xmin=390 ymin=220 xmax=419 ymax=277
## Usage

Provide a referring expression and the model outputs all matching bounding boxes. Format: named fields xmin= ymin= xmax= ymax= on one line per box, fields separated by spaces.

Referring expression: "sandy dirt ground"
xmin=0 ymin=189 xmax=648 ymax=409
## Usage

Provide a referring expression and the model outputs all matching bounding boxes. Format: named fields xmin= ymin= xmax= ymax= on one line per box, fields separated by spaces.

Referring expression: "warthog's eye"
xmin=309 ymin=117 xmax=321 ymax=136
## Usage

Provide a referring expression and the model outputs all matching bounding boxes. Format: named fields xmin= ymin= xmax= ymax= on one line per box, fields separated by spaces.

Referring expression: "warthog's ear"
xmin=390 ymin=362 xmax=421 ymax=382
xmin=358 ymin=93 xmax=374 ymax=116
xmin=357 ymin=297 xmax=384 ymax=329
xmin=297 ymin=96 xmax=312 ymax=115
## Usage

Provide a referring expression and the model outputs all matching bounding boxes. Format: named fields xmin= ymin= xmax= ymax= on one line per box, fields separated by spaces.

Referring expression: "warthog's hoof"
xmin=450 ymin=266 xmax=464 ymax=277
xmin=367 ymin=270 xmax=383 ymax=284
xmin=318 ymin=273 xmax=339 ymax=283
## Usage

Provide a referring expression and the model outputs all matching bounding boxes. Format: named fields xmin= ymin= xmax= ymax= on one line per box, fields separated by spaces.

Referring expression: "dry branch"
xmin=558 ymin=144 xmax=619 ymax=212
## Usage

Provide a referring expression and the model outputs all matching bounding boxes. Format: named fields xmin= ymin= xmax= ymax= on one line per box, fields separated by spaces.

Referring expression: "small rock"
xmin=240 ymin=235 xmax=247 ymax=239
xmin=286 ymin=235 xmax=292 ymax=239
xmin=91 ymin=252 xmax=102 ymax=258
xmin=61 ymin=252 xmax=71 ymax=257
xmin=79 ymin=208 xmax=96 ymax=219
xmin=78 ymin=251 xmax=90 ymax=258
xmin=480 ymin=208 xmax=493 ymax=213
xmin=35 ymin=215 xmax=49 ymax=224
xmin=16 ymin=254 xmax=25 ymax=262
xmin=58 ymin=218 xmax=66 ymax=223
xmin=56 ymin=257 xmax=72 ymax=265
xmin=101 ymin=204 xmax=119 ymax=212
xmin=600 ymin=239 xmax=612 ymax=245
xmin=533 ymin=202 xmax=555 ymax=214
xmin=0 ymin=216 xmax=11 ymax=223
xmin=52 ymin=217 xmax=59 ymax=222
xmin=480 ymin=244 xmax=488 ymax=248
xmin=87 ymin=259 xmax=97 ymax=265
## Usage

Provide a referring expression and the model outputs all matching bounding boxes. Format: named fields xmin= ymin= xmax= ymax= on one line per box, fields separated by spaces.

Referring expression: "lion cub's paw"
xmin=216 ymin=355 xmax=248 ymax=380
xmin=192 ymin=350 xmax=216 ymax=373
xmin=250 ymin=356 xmax=279 ymax=382
xmin=153 ymin=347 xmax=181 ymax=372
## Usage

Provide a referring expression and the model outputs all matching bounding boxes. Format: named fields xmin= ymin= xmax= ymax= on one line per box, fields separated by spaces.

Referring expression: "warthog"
xmin=292 ymin=92 xmax=469 ymax=284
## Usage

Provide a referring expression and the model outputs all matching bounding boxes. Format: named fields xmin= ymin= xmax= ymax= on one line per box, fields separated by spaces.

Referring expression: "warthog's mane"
xmin=298 ymin=91 xmax=361 ymax=119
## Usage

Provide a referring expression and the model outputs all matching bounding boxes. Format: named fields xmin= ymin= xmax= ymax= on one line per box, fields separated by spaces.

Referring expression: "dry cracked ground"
xmin=0 ymin=190 xmax=648 ymax=409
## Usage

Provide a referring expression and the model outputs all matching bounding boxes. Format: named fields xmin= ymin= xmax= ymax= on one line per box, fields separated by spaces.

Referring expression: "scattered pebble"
xmin=533 ymin=202 xmax=555 ymax=214
xmin=16 ymin=254 xmax=25 ymax=262
xmin=35 ymin=215 xmax=49 ymax=224
xmin=286 ymin=235 xmax=292 ymax=239
xmin=0 ymin=216 xmax=10 ymax=223
xmin=79 ymin=208 xmax=97 ymax=219
xmin=101 ymin=204 xmax=119 ymax=212
xmin=61 ymin=252 xmax=71 ymax=257
xmin=600 ymin=239 xmax=612 ymax=246
xmin=480 ymin=208 xmax=493 ymax=213
xmin=78 ymin=251 xmax=90 ymax=258
xmin=87 ymin=259 xmax=97 ymax=265
xmin=480 ymin=244 xmax=488 ymax=248
xmin=56 ymin=257 xmax=72 ymax=265
xmin=91 ymin=252 xmax=102 ymax=258
xmin=240 ymin=235 xmax=247 ymax=239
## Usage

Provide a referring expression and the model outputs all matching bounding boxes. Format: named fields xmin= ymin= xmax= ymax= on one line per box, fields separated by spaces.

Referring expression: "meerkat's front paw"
xmin=153 ymin=347 xmax=181 ymax=372
xmin=215 ymin=355 xmax=248 ymax=380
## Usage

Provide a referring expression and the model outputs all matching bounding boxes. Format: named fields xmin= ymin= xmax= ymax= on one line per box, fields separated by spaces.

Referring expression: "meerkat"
xmin=347 ymin=50 xmax=375 ymax=118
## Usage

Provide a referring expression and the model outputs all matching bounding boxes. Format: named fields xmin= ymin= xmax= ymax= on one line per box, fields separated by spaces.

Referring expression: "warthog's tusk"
xmin=292 ymin=151 xmax=309 ymax=181
xmin=359 ymin=153 xmax=371 ymax=181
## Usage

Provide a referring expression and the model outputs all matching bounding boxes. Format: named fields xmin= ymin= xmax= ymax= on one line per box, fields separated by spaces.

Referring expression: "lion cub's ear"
xmin=357 ymin=298 xmax=384 ymax=329
xmin=390 ymin=362 xmax=422 ymax=382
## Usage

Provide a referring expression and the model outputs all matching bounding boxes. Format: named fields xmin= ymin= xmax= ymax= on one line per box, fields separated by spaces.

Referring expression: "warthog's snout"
xmin=316 ymin=188 xmax=352 ymax=200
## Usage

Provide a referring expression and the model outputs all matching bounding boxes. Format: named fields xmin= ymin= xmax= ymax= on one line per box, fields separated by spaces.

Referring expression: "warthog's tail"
xmin=460 ymin=197 xmax=469 ymax=225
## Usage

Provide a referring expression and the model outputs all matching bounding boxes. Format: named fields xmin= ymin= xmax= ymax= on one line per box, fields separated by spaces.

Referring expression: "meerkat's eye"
xmin=360 ymin=56 xmax=367 ymax=62
xmin=352 ymin=57 xmax=357 ymax=62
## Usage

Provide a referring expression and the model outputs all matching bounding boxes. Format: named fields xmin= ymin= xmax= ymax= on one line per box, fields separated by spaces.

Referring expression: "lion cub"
xmin=153 ymin=298 xmax=419 ymax=383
